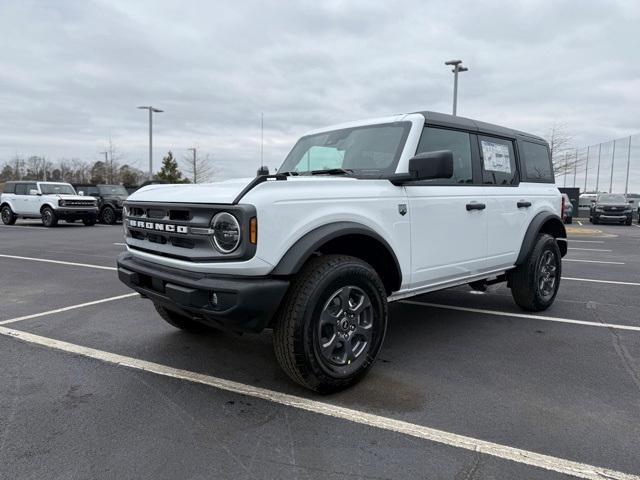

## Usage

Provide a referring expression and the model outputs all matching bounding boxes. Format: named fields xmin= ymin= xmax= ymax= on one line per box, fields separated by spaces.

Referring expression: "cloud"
xmin=0 ymin=0 xmax=639 ymax=189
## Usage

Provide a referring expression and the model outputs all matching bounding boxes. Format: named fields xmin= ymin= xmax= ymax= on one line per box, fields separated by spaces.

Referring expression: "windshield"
xmin=99 ymin=185 xmax=128 ymax=196
xmin=39 ymin=183 xmax=76 ymax=195
xmin=279 ymin=122 xmax=411 ymax=176
xmin=598 ymin=194 xmax=627 ymax=203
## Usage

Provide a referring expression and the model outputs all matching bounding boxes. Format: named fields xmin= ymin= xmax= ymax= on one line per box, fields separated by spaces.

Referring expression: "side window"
xmin=521 ymin=141 xmax=554 ymax=183
xmin=26 ymin=183 xmax=38 ymax=194
xmin=14 ymin=183 xmax=27 ymax=195
xmin=3 ymin=182 xmax=15 ymax=194
xmin=87 ymin=187 xmax=100 ymax=196
xmin=415 ymin=127 xmax=473 ymax=184
xmin=479 ymin=136 xmax=518 ymax=185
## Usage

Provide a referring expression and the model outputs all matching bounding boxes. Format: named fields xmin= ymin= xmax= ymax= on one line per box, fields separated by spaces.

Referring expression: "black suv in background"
xmin=73 ymin=184 xmax=128 ymax=224
xmin=589 ymin=193 xmax=633 ymax=225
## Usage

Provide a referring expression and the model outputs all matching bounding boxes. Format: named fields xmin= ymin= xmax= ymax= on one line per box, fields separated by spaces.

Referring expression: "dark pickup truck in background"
xmin=589 ymin=193 xmax=634 ymax=225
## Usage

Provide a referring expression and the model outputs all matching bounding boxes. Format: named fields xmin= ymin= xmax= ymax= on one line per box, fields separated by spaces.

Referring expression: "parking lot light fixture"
xmin=137 ymin=106 xmax=164 ymax=179
xmin=445 ymin=60 xmax=468 ymax=116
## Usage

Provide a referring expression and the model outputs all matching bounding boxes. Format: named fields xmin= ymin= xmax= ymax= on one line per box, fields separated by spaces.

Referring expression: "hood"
xmin=126 ymin=176 xmax=359 ymax=205
xmin=127 ymin=178 xmax=256 ymax=204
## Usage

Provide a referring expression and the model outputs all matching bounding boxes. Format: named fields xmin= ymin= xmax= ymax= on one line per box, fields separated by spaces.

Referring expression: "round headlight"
xmin=211 ymin=212 xmax=240 ymax=253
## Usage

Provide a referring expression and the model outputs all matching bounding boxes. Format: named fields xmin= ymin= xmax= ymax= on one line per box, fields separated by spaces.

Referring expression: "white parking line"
xmin=568 ymin=247 xmax=612 ymax=252
xmin=577 ymin=221 xmax=583 ymax=226
xmin=569 ymin=240 xmax=605 ymax=244
xmin=563 ymin=277 xmax=640 ymax=287
xmin=564 ymin=259 xmax=625 ymax=265
xmin=401 ymin=300 xmax=640 ymax=332
xmin=0 ymin=327 xmax=635 ymax=480
xmin=113 ymin=242 xmax=126 ymax=246
xmin=0 ymin=253 xmax=116 ymax=271
xmin=0 ymin=293 xmax=138 ymax=326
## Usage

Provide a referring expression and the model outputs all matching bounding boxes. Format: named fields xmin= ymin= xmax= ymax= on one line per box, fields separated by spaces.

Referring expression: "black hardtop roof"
xmin=414 ymin=111 xmax=547 ymax=144
xmin=4 ymin=180 xmax=69 ymax=184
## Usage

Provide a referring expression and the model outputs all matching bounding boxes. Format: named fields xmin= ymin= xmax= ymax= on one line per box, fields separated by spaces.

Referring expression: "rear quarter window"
xmin=521 ymin=141 xmax=554 ymax=183
xmin=3 ymin=182 xmax=15 ymax=194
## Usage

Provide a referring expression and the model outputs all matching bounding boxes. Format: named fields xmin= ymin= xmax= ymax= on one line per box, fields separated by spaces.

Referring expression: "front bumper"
xmin=54 ymin=207 xmax=98 ymax=220
xmin=592 ymin=212 xmax=631 ymax=223
xmin=117 ymin=253 xmax=289 ymax=333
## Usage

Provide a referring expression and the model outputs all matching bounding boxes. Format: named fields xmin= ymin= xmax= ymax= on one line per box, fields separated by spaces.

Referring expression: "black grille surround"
xmin=62 ymin=199 xmax=96 ymax=207
xmin=123 ymin=201 xmax=257 ymax=262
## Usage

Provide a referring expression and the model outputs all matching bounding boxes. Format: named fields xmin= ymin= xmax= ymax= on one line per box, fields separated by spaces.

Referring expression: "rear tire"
xmin=41 ymin=207 xmax=58 ymax=227
xmin=154 ymin=304 xmax=212 ymax=333
xmin=83 ymin=217 xmax=96 ymax=226
xmin=510 ymin=234 xmax=561 ymax=312
xmin=1 ymin=205 xmax=17 ymax=225
xmin=273 ymin=254 xmax=388 ymax=393
xmin=565 ymin=217 xmax=572 ymax=224
xmin=625 ymin=218 xmax=632 ymax=226
xmin=101 ymin=206 xmax=116 ymax=224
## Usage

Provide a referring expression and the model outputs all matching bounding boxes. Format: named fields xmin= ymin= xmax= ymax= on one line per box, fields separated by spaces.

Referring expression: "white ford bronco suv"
xmin=117 ymin=111 xmax=567 ymax=393
xmin=1 ymin=181 xmax=99 ymax=227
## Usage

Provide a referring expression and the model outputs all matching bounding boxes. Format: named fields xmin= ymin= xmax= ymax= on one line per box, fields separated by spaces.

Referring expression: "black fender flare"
xmin=271 ymin=221 xmax=402 ymax=290
xmin=515 ymin=212 xmax=567 ymax=265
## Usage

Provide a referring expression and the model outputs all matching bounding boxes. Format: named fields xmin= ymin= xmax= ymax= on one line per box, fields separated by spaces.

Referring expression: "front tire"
xmin=41 ymin=207 xmax=58 ymax=227
xmin=509 ymin=234 xmax=561 ymax=312
xmin=101 ymin=206 xmax=116 ymax=224
xmin=273 ymin=254 xmax=388 ymax=393
xmin=154 ymin=304 xmax=212 ymax=333
xmin=625 ymin=218 xmax=632 ymax=226
xmin=1 ymin=205 xmax=17 ymax=225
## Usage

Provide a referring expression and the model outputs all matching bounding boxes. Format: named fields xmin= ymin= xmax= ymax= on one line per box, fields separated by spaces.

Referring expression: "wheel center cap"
xmin=340 ymin=319 xmax=350 ymax=331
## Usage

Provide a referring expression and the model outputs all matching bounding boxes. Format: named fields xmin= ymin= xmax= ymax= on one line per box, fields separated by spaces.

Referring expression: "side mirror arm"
xmin=388 ymin=172 xmax=417 ymax=186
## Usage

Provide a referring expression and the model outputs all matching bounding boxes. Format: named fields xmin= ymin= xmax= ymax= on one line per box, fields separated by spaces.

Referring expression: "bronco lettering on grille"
xmin=128 ymin=219 xmax=189 ymax=234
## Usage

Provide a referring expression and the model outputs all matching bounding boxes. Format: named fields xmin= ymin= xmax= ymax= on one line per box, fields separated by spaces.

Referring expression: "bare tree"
xmin=544 ymin=122 xmax=581 ymax=176
xmin=103 ymin=134 xmax=123 ymax=184
xmin=181 ymin=149 xmax=216 ymax=183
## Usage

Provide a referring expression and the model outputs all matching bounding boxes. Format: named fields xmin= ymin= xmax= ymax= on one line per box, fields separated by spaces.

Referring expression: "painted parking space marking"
xmin=568 ymin=247 xmax=612 ymax=252
xmin=569 ymin=240 xmax=606 ymax=244
xmin=0 ymin=293 xmax=139 ymax=326
xmin=0 ymin=253 xmax=116 ymax=271
xmin=0 ymin=326 xmax=636 ymax=480
xmin=113 ymin=242 xmax=126 ymax=246
xmin=564 ymin=259 xmax=625 ymax=265
xmin=401 ymin=300 xmax=640 ymax=332
xmin=563 ymin=277 xmax=640 ymax=287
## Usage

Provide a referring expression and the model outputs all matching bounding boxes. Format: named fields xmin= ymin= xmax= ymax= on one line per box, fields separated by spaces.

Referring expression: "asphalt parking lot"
xmin=1 ymin=220 xmax=639 ymax=480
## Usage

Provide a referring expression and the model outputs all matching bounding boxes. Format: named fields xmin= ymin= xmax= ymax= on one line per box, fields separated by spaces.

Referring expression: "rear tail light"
xmin=561 ymin=196 xmax=565 ymax=215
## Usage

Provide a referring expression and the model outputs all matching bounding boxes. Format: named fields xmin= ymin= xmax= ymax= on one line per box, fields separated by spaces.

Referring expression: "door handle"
xmin=466 ymin=202 xmax=486 ymax=211
xmin=517 ymin=201 xmax=532 ymax=208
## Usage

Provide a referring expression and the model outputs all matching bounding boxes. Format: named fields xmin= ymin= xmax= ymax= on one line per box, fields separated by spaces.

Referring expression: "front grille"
xmin=64 ymin=200 xmax=95 ymax=207
xmin=123 ymin=201 xmax=255 ymax=262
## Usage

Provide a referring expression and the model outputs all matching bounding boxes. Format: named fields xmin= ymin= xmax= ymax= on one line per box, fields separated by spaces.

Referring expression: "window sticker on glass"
xmin=481 ymin=140 xmax=511 ymax=174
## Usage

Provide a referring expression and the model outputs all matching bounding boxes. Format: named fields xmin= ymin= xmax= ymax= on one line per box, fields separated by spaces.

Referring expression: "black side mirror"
xmin=409 ymin=150 xmax=454 ymax=181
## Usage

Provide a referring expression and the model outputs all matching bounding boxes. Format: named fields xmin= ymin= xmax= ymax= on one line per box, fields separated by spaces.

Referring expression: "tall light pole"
xmin=137 ymin=106 xmax=163 ymax=179
xmin=187 ymin=147 xmax=197 ymax=184
xmin=445 ymin=59 xmax=468 ymax=116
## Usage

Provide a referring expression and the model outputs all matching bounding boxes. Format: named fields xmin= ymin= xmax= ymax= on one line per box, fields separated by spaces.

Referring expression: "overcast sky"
xmin=1 ymin=0 xmax=639 ymax=189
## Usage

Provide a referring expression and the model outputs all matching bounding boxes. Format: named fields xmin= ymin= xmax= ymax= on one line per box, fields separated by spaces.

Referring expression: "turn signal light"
xmin=250 ymin=217 xmax=257 ymax=244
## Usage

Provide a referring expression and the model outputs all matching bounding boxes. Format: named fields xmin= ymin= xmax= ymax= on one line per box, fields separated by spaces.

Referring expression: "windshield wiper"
xmin=278 ymin=171 xmax=300 ymax=176
xmin=309 ymin=168 xmax=353 ymax=176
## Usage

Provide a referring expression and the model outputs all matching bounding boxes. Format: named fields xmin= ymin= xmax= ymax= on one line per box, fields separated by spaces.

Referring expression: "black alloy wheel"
xmin=1 ymin=205 xmax=16 ymax=225
xmin=101 ymin=206 xmax=116 ymax=224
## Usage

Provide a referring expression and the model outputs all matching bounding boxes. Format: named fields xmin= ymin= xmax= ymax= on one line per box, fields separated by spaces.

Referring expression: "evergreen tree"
xmin=156 ymin=151 xmax=184 ymax=183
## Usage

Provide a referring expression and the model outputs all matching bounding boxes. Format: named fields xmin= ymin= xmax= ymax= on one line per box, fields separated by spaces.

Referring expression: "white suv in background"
xmin=117 ymin=111 xmax=567 ymax=392
xmin=1 ymin=181 xmax=98 ymax=227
